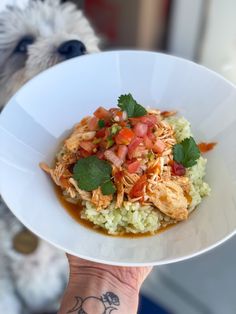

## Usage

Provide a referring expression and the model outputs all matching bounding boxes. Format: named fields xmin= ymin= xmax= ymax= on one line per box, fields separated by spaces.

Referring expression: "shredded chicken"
xmin=69 ymin=178 xmax=92 ymax=201
xmin=161 ymin=110 xmax=177 ymax=117
xmin=65 ymin=131 xmax=96 ymax=152
xmin=115 ymin=182 xmax=124 ymax=208
xmin=149 ymin=180 xmax=188 ymax=221
xmin=147 ymin=108 xmax=161 ymax=115
xmin=57 ymin=149 xmax=77 ymax=165
xmin=173 ymin=176 xmax=190 ymax=194
xmin=65 ymin=187 xmax=78 ymax=199
xmin=91 ymin=187 xmax=112 ymax=210
xmin=39 ymin=162 xmax=69 ymax=188
xmin=112 ymin=168 xmax=124 ymax=208
xmin=122 ymin=171 xmax=140 ymax=194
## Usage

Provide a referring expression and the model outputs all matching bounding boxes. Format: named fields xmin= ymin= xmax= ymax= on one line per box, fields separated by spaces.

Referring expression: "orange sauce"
xmin=184 ymin=192 xmax=192 ymax=204
xmin=55 ymin=185 xmax=176 ymax=237
xmin=198 ymin=142 xmax=217 ymax=153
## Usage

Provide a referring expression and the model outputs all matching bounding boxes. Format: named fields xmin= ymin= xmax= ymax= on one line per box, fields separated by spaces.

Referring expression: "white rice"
xmin=187 ymin=157 xmax=211 ymax=212
xmin=167 ymin=116 xmax=192 ymax=142
xmin=81 ymin=201 xmax=164 ymax=235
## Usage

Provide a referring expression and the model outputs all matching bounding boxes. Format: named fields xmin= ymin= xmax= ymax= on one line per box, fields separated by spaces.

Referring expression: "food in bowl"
xmin=40 ymin=94 xmax=213 ymax=235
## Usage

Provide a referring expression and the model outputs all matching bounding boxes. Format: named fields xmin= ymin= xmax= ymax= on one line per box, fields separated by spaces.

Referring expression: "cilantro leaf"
xmin=118 ymin=93 xmax=147 ymax=117
xmin=173 ymin=144 xmax=184 ymax=164
xmin=173 ymin=137 xmax=200 ymax=168
xmin=73 ymin=156 xmax=112 ymax=191
xmin=98 ymin=119 xmax=105 ymax=128
xmin=101 ymin=180 xmax=116 ymax=195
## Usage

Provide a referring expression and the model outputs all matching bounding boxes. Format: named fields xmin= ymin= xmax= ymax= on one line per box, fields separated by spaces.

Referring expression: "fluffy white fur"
xmin=0 ymin=0 xmax=99 ymax=108
xmin=0 ymin=1 xmax=99 ymax=313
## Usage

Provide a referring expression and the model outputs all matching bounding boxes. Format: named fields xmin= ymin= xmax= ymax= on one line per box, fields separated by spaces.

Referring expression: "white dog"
xmin=0 ymin=0 xmax=99 ymax=313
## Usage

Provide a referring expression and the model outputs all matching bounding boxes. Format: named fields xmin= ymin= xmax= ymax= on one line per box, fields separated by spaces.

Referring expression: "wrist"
xmin=70 ymin=265 xmax=140 ymax=294
xmin=65 ymin=266 xmax=139 ymax=313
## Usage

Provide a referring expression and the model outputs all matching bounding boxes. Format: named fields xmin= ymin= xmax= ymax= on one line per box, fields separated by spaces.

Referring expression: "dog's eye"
xmin=14 ymin=36 xmax=35 ymax=53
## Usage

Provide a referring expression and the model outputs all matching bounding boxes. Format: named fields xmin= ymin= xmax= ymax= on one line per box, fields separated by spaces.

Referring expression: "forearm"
xmin=58 ymin=267 xmax=139 ymax=314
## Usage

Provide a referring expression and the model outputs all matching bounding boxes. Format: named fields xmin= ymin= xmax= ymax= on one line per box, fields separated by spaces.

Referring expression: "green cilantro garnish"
xmin=118 ymin=93 xmax=147 ymax=117
xmin=173 ymin=137 xmax=200 ymax=168
xmin=98 ymin=119 xmax=105 ymax=128
xmin=101 ymin=180 xmax=116 ymax=195
xmin=73 ymin=156 xmax=115 ymax=195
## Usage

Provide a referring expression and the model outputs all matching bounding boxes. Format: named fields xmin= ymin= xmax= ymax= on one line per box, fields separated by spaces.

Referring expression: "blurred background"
xmin=79 ymin=0 xmax=236 ymax=85
xmin=1 ymin=0 xmax=235 ymax=313
xmin=78 ymin=1 xmax=236 ymax=313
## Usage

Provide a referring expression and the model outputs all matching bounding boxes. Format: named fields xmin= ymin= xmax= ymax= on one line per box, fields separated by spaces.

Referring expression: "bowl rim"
xmin=1 ymin=49 xmax=236 ymax=118
xmin=1 ymin=50 xmax=236 ymax=266
xmin=1 ymin=190 xmax=236 ymax=266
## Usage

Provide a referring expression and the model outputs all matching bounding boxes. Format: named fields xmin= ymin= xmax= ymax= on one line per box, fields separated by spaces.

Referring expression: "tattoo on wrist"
xmin=67 ymin=291 xmax=120 ymax=313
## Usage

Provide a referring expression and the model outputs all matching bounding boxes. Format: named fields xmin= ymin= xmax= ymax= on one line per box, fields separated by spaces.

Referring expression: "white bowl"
xmin=1 ymin=51 xmax=236 ymax=266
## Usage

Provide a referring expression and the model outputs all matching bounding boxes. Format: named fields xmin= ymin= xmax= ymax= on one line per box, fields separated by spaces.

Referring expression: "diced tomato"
xmin=129 ymin=117 xmax=141 ymax=125
xmin=144 ymin=135 xmax=153 ymax=149
xmin=79 ymin=141 xmax=96 ymax=153
xmin=119 ymin=121 xmax=127 ymax=127
xmin=98 ymin=139 xmax=106 ymax=150
xmin=171 ymin=161 xmax=186 ymax=176
xmin=117 ymin=145 xmax=128 ymax=161
xmin=134 ymin=122 xmax=148 ymax=137
xmin=130 ymin=115 xmax=158 ymax=127
xmin=198 ymin=142 xmax=217 ymax=153
xmin=94 ymin=107 xmax=111 ymax=120
xmin=129 ymin=174 xmax=147 ymax=198
xmin=127 ymin=160 xmax=141 ymax=174
xmin=98 ymin=138 xmax=114 ymax=150
xmin=96 ymin=150 xmax=105 ymax=160
xmin=109 ymin=108 xmax=119 ymax=115
xmin=105 ymin=120 xmax=112 ymax=127
xmin=114 ymin=170 xmax=124 ymax=182
xmin=116 ymin=110 xmax=123 ymax=118
xmin=98 ymin=129 xmax=112 ymax=149
xmin=88 ymin=116 xmax=98 ymax=131
xmin=132 ymin=146 xmax=146 ymax=158
xmin=140 ymin=115 xmax=157 ymax=126
xmin=104 ymin=150 xmax=123 ymax=167
xmin=96 ymin=127 xmax=106 ymax=138
xmin=79 ymin=148 xmax=91 ymax=158
xmin=128 ymin=137 xmax=143 ymax=158
xmin=153 ymin=139 xmax=165 ymax=154
xmin=125 ymin=158 xmax=135 ymax=165
xmin=115 ymin=128 xmax=135 ymax=145
xmin=147 ymin=129 xmax=156 ymax=141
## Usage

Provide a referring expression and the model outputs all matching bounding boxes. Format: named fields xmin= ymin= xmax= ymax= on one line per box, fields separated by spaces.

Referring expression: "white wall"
xmin=199 ymin=0 xmax=236 ymax=83
xmin=167 ymin=0 xmax=205 ymax=60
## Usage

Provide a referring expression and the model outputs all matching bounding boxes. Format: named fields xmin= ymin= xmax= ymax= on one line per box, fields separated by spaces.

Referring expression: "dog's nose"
xmin=58 ymin=40 xmax=86 ymax=59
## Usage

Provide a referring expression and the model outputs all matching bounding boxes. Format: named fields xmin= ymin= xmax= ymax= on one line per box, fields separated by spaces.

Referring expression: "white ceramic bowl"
xmin=1 ymin=51 xmax=236 ymax=266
